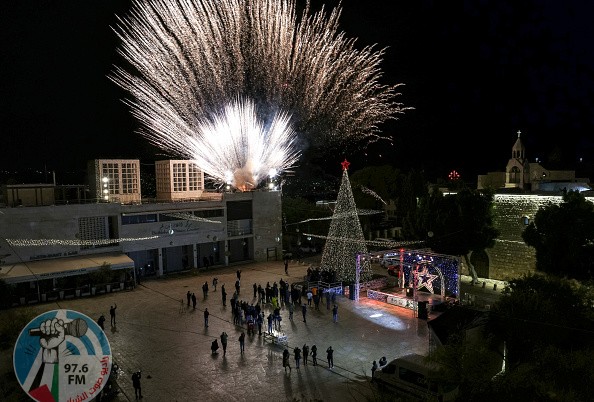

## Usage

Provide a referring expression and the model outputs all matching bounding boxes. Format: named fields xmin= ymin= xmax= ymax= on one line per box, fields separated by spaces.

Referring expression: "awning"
xmin=0 ymin=252 xmax=134 ymax=284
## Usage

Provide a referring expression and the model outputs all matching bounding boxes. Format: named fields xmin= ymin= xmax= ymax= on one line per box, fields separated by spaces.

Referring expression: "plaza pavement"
xmin=12 ymin=259 xmax=441 ymax=402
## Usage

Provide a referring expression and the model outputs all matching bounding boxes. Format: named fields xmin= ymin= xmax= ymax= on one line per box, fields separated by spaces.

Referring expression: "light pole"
xmin=102 ymin=177 xmax=109 ymax=202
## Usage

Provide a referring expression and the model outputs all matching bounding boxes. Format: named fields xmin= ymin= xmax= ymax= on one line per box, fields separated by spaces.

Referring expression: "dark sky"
xmin=2 ymin=1 xmax=594 ymax=183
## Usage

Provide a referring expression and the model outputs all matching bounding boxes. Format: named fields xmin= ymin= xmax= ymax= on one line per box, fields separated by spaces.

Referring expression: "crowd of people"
xmin=199 ymin=261 xmax=342 ymax=375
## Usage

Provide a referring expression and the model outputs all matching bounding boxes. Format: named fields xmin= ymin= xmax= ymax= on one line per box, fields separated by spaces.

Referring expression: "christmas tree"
xmin=320 ymin=159 xmax=371 ymax=283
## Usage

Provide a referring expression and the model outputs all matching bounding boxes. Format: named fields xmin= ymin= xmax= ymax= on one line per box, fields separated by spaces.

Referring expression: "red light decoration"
xmin=341 ymin=158 xmax=350 ymax=171
xmin=448 ymin=170 xmax=460 ymax=181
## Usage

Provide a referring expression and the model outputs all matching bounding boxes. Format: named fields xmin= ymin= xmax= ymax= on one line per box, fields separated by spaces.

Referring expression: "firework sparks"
xmin=111 ymin=0 xmax=408 ymax=189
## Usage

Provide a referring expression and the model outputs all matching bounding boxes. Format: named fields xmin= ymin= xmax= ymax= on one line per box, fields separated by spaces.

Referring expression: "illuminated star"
xmin=341 ymin=159 xmax=350 ymax=171
xmin=416 ymin=267 xmax=438 ymax=294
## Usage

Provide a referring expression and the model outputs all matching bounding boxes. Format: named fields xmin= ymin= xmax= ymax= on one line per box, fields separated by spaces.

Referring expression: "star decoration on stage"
xmin=416 ymin=266 xmax=438 ymax=294
xmin=341 ymin=158 xmax=350 ymax=171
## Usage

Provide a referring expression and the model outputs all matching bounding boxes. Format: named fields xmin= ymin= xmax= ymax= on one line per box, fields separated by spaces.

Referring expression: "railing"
xmin=3 ymin=280 xmax=136 ymax=308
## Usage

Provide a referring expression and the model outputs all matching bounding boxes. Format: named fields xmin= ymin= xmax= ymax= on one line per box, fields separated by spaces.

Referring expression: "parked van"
xmin=374 ymin=353 xmax=458 ymax=401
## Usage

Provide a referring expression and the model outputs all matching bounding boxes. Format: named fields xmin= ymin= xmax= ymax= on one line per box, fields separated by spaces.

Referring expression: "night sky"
xmin=2 ymin=1 xmax=594 ymax=184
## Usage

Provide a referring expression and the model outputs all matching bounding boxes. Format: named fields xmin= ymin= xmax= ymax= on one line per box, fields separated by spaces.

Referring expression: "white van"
xmin=374 ymin=353 xmax=459 ymax=401
xmin=380 ymin=252 xmax=399 ymax=268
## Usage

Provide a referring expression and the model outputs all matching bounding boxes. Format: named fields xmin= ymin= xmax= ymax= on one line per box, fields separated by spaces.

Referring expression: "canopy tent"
xmin=0 ymin=252 xmax=134 ymax=284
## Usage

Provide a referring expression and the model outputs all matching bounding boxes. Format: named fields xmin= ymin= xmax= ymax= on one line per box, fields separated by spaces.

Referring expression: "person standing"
xmin=257 ymin=312 xmax=263 ymax=336
xmin=371 ymin=360 xmax=378 ymax=382
xmin=326 ymin=290 xmax=332 ymax=310
xmin=283 ymin=348 xmax=292 ymax=372
xmin=326 ymin=346 xmax=334 ymax=368
xmin=294 ymin=346 xmax=301 ymax=369
xmin=109 ymin=304 xmax=117 ymax=326
xmin=236 ymin=269 xmax=241 ymax=281
xmin=192 ymin=293 xmax=197 ymax=309
xmin=267 ymin=313 xmax=273 ymax=334
xmin=284 ymin=258 xmax=289 ymax=275
xmin=186 ymin=291 xmax=191 ymax=307
xmin=301 ymin=304 xmax=307 ymax=323
xmin=288 ymin=302 xmax=294 ymax=321
xmin=221 ymin=285 xmax=227 ymax=306
xmin=302 ymin=344 xmax=309 ymax=366
xmin=204 ymin=308 xmax=209 ymax=327
xmin=212 ymin=277 xmax=218 ymax=291
xmin=202 ymin=281 xmax=209 ymax=299
xmin=97 ymin=314 xmax=106 ymax=330
xmin=220 ymin=331 xmax=228 ymax=356
xmin=235 ymin=280 xmax=241 ymax=295
xmin=311 ymin=345 xmax=318 ymax=366
xmin=253 ymin=283 xmax=257 ymax=299
xmin=238 ymin=331 xmax=245 ymax=354
xmin=306 ymin=289 xmax=313 ymax=306
xmin=332 ymin=304 xmax=339 ymax=323
xmin=132 ymin=370 xmax=142 ymax=399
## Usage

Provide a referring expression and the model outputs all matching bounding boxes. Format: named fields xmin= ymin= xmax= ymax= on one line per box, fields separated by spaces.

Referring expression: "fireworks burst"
xmin=111 ymin=0 xmax=408 ymax=189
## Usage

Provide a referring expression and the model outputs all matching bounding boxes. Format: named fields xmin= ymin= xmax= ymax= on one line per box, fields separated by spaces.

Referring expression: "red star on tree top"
xmin=341 ymin=158 xmax=350 ymax=171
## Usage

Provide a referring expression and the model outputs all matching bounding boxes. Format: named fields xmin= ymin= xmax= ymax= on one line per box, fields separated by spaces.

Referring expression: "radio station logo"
xmin=13 ymin=309 xmax=112 ymax=402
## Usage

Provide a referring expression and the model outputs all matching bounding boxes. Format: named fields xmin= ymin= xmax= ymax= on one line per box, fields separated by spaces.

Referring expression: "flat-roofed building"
xmin=155 ymin=160 xmax=204 ymax=202
xmin=88 ymin=159 xmax=141 ymax=204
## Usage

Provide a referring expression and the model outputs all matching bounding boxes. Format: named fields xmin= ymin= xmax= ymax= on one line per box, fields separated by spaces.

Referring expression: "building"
xmin=87 ymin=159 xmax=142 ymax=204
xmin=467 ymin=133 xmax=593 ymax=281
xmin=477 ymin=130 xmax=591 ymax=193
xmin=0 ymin=160 xmax=282 ymax=306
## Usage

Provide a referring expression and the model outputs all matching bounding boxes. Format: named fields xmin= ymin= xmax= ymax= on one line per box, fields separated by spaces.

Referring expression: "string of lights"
xmin=7 ymin=236 xmax=160 ymax=247
xmin=164 ymin=212 xmax=222 ymax=224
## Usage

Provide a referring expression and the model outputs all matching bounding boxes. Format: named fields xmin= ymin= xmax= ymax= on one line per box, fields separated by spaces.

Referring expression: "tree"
xmin=522 ymin=190 xmax=594 ymax=280
xmin=406 ymin=188 xmax=499 ymax=283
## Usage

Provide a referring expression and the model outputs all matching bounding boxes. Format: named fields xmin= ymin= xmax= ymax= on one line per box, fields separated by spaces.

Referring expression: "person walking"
xmin=204 ymin=308 xmax=209 ymax=327
xmin=371 ymin=360 xmax=378 ymax=382
xmin=97 ymin=314 xmax=106 ymax=330
xmin=236 ymin=269 xmax=241 ymax=281
xmin=238 ymin=331 xmax=245 ymax=354
xmin=253 ymin=283 xmax=257 ymax=299
xmin=186 ymin=291 xmax=191 ymax=307
xmin=332 ymin=304 xmax=339 ymax=323
xmin=301 ymin=304 xmax=307 ymax=323
xmin=212 ymin=277 xmax=218 ymax=291
xmin=221 ymin=285 xmax=227 ymax=306
xmin=311 ymin=345 xmax=318 ymax=366
xmin=284 ymin=258 xmax=289 ymax=275
xmin=109 ymin=304 xmax=117 ymax=326
xmin=326 ymin=290 xmax=332 ymax=310
xmin=306 ymin=289 xmax=313 ymax=306
xmin=294 ymin=346 xmax=302 ymax=369
xmin=132 ymin=370 xmax=142 ymax=399
xmin=302 ymin=344 xmax=309 ymax=366
xmin=283 ymin=348 xmax=292 ymax=372
xmin=235 ymin=280 xmax=241 ymax=295
xmin=192 ymin=293 xmax=197 ymax=309
xmin=202 ymin=281 xmax=209 ymax=299
xmin=326 ymin=346 xmax=334 ymax=368
xmin=220 ymin=331 xmax=228 ymax=356
xmin=288 ymin=302 xmax=294 ymax=321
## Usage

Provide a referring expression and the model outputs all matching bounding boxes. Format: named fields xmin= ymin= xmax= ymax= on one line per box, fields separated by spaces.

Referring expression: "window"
xmin=173 ymin=163 xmax=187 ymax=192
xmin=188 ymin=163 xmax=202 ymax=190
xmin=121 ymin=162 xmax=138 ymax=194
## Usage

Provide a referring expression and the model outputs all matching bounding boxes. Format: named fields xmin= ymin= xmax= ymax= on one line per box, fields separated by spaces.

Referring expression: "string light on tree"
xmin=320 ymin=159 xmax=371 ymax=283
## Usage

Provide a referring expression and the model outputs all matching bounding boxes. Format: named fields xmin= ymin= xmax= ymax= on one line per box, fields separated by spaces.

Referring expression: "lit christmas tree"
xmin=320 ymin=159 xmax=371 ymax=283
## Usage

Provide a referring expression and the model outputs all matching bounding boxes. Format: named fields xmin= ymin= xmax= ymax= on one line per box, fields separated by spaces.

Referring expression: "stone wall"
xmin=483 ymin=194 xmax=594 ymax=281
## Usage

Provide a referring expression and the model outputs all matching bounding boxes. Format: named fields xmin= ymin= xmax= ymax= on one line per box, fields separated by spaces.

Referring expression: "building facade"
xmin=470 ymin=132 xmax=593 ymax=280
xmin=0 ymin=160 xmax=282 ymax=306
